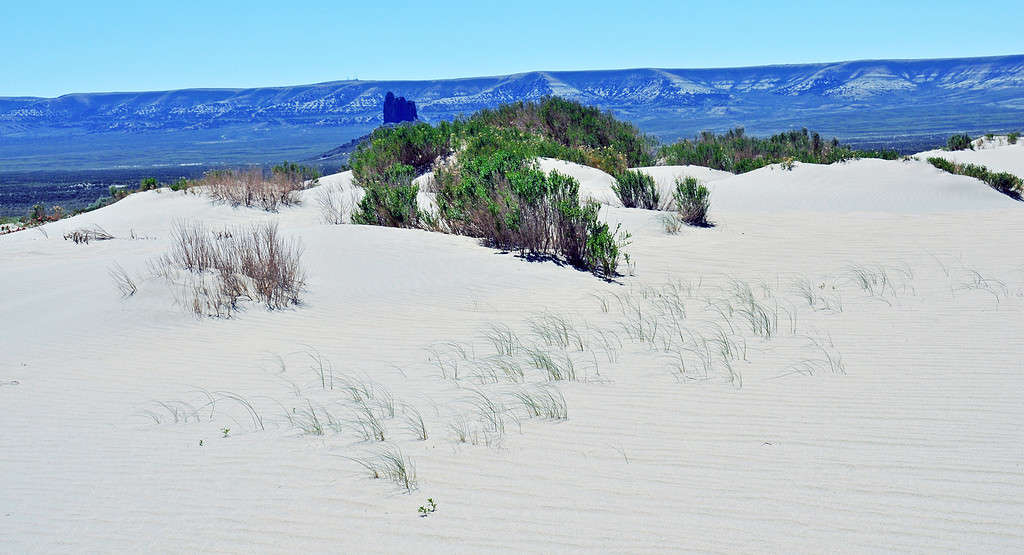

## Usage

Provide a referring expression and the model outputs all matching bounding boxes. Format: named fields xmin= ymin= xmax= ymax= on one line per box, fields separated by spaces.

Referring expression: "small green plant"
xmin=947 ymin=133 xmax=973 ymax=151
xmin=417 ymin=498 xmax=438 ymax=517
xmin=672 ymin=176 xmax=711 ymax=227
xmin=221 ymin=427 xmax=230 ymax=438
xmin=612 ymin=170 xmax=660 ymax=209
xmin=1009 ymin=132 xmax=1019 ymax=145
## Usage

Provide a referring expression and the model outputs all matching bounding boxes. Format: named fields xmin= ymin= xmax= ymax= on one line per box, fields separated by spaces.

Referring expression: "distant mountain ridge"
xmin=2 ymin=55 xmax=1023 ymax=170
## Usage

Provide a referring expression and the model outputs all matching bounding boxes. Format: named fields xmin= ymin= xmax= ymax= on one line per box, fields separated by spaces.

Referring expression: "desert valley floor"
xmin=2 ymin=140 xmax=1023 ymax=552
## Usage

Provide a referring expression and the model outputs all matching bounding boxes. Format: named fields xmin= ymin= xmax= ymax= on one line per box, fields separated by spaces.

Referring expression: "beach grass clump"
xmin=946 ymin=133 xmax=973 ymax=151
xmin=612 ymin=169 xmax=660 ymax=209
xmin=350 ymin=445 xmax=417 ymax=492
xmin=672 ymin=176 xmax=710 ymax=226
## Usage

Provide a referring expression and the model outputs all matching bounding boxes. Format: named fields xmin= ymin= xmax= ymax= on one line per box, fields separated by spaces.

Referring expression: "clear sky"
xmin=3 ymin=0 xmax=1022 ymax=97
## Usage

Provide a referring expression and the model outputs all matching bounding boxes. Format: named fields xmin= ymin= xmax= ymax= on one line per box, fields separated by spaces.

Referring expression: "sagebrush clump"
xmin=673 ymin=176 xmax=711 ymax=226
xmin=946 ymin=133 xmax=973 ymax=151
xmin=348 ymin=98 xmax=638 ymax=277
xmin=435 ymin=145 xmax=630 ymax=277
xmin=658 ymin=127 xmax=897 ymax=173
xmin=612 ymin=170 xmax=660 ymax=209
xmin=351 ymin=163 xmax=425 ymax=228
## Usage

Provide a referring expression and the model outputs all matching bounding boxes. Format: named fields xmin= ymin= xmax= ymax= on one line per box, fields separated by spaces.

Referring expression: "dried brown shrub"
xmin=157 ymin=220 xmax=306 ymax=317
xmin=200 ymin=168 xmax=305 ymax=211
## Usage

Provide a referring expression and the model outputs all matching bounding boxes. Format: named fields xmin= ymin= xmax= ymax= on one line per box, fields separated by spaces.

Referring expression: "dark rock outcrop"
xmin=383 ymin=91 xmax=417 ymax=123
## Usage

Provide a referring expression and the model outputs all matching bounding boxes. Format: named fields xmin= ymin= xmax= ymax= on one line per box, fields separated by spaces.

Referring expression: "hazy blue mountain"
xmin=2 ymin=55 xmax=1023 ymax=172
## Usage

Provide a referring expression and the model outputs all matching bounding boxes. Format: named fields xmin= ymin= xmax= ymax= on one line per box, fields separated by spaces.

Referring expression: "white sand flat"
xmin=2 ymin=159 xmax=1022 ymax=553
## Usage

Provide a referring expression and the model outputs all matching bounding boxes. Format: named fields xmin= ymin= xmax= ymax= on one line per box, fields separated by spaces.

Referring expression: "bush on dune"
xmin=156 ymin=221 xmax=306 ymax=317
xmin=435 ymin=142 xmax=629 ymax=277
xmin=612 ymin=170 xmax=660 ymax=209
xmin=946 ymin=133 xmax=973 ymax=151
xmin=673 ymin=176 xmax=711 ymax=227
xmin=200 ymin=167 xmax=306 ymax=211
xmin=658 ymin=127 xmax=898 ymax=173
xmin=351 ymin=163 xmax=426 ymax=228
xmin=346 ymin=98 xmax=641 ymax=276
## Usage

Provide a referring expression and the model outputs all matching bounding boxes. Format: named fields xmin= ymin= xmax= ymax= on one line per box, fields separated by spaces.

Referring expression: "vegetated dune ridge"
xmin=1 ymin=145 xmax=1023 ymax=552
xmin=917 ymin=135 xmax=1024 ymax=176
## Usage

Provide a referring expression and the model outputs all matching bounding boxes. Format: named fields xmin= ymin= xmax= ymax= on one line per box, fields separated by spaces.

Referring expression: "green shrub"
xmin=471 ymin=96 xmax=654 ymax=167
xmin=947 ymin=133 xmax=973 ymax=151
xmin=272 ymin=161 xmax=321 ymax=182
xmin=988 ymin=172 xmax=1022 ymax=195
xmin=927 ymin=157 xmax=957 ymax=173
xmin=673 ymin=176 xmax=710 ymax=227
xmin=1009 ymin=132 xmax=1019 ymax=145
xmin=351 ymin=163 xmax=423 ymax=228
xmin=658 ymin=127 xmax=896 ymax=174
xmin=436 ymin=148 xmax=629 ymax=276
xmin=612 ymin=170 xmax=660 ymax=209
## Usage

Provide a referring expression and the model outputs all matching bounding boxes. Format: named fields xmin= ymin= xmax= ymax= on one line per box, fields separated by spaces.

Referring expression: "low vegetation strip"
xmin=926 ymin=157 xmax=1023 ymax=199
xmin=657 ymin=127 xmax=898 ymax=173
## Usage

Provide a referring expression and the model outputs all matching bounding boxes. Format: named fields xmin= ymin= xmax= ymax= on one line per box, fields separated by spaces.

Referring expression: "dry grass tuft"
xmin=200 ymin=168 xmax=306 ymax=211
xmin=155 ymin=220 xmax=306 ymax=317
xmin=64 ymin=226 xmax=114 ymax=244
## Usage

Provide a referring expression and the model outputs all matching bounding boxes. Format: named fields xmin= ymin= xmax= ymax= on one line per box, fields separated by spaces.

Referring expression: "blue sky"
xmin=3 ymin=0 xmax=1022 ymax=97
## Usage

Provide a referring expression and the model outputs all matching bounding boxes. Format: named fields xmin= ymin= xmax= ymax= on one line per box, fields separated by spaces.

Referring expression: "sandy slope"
xmin=2 ymin=157 xmax=1023 ymax=553
xmin=916 ymin=136 xmax=1024 ymax=175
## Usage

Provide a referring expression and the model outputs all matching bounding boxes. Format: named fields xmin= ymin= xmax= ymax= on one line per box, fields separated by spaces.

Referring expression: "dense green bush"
xmin=345 ymin=98 xmax=648 ymax=276
xmin=435 ymin=146 xmax=629 ymax=277
xmin=272 ymin=161 xmax=321 ymax=182
xmin=471 ymin=96 xmax=654 ymax=168
xmin=658 ymin=127 xmax=897 ymax=173
xmin=348 ymin=97 xmax=654 ymax=184
xmin=947 ymin=133 xmax=973 ymax=151
xmin=351 ymin=163 xmax=424 ymax=228
xmin=926 ymin=157 xmax=956 ymax=173
xmin=612 ymin=170 xmax=660 ymax=209
xmin=350 ymin=122 xmax=455 ymax=183
xmin=672 ymin=176 xmax=710 ymax=226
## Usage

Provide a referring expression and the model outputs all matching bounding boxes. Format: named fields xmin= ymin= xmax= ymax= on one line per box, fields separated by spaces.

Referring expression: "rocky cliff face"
xmin=382 ymin=92 xmax=417 ymax=123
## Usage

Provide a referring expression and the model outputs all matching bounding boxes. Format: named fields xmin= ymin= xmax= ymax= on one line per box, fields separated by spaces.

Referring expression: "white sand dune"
xmin=916 ymin=136 xmax=1024 ymax=176
xmin=2 ymin=157 xmax=1023 ymax=553
xmin=702 ymin=158 xmax=1015 ymax=213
